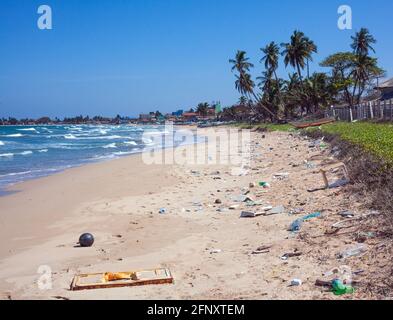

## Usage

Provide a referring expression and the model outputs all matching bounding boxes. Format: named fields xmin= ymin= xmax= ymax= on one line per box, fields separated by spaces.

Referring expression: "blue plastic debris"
xmin=288 ymin=212 xmax=322 ymax=232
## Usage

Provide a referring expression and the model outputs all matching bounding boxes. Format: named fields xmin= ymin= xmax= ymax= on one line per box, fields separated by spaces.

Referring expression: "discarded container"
xmin=79 ymin=233 xmax=95 ymax=247
xmin=159 ymin=208 xmax=167 ymax=214
xmin=258 ymin=182 xmax=270 ymax=188
xmin=338 ymin=244 xmax=367 ymax=259
xmin=288 ymin=212 xmax=321 ymax=232
xmin=288 ymin=219 xmax=303 ymax=232
xmin=290 ymin=279 xmax=302 ymax=286
xmin=332 ymin=279 xmax=354 ymax=295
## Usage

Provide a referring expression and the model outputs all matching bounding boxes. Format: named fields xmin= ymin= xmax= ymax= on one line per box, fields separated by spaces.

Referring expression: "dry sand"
xmin=0 ymin=128 xmax=384 ymax=300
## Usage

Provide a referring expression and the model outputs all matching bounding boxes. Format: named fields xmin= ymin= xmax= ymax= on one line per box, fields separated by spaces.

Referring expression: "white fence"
xmin=326 ymin=99 xmax=393 ymax=122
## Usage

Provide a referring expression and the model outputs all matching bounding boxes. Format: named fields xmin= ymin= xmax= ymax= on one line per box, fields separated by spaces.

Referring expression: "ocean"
xmin=0 ymin=124 xmax=196 ymax=191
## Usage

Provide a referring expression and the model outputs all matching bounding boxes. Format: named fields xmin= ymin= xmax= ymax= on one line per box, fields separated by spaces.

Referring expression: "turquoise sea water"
xmin=0 ymin=125 xmax=193 ymax=191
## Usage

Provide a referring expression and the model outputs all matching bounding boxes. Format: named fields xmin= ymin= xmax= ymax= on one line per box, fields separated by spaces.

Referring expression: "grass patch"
xmin=307 ymin=121 xmax=393 ymax=164
xmin=233 ymin=123 xmax=294 ymax=132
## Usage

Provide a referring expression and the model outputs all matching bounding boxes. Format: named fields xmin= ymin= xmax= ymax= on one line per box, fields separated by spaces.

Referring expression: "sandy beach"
xmin=0 ymin=127 xmax=383 ymax=300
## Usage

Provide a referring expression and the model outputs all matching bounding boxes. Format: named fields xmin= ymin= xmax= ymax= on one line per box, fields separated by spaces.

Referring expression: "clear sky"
xmin=0 ymin=0 xmax=392 ymax=118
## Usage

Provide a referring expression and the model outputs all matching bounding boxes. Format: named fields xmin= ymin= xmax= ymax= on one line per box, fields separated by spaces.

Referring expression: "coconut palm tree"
xmin=351 ymin=28 xmax=376 ymax=57
xmin=196 ymin=102 xmax=210 ymax=116
xmin=281 ymin=31 xmax=309 ymax=81
xmin=229 ymin=50 xmax=254 ymax=74
xmin=304 ymin=38 xmax=318 ymax=78
xmin=230 ymin=51 xmax=277 ymax=120
xmin=260 ymin=42 xmax=280 ymax=77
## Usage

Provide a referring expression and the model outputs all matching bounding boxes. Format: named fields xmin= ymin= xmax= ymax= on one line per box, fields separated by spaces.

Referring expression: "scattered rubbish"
xmin=281 ymin=251 xmax=302 ymax=260
xmin=289 ymin=208 xmax=305 ymax=216
xmin=288 ymin=212 xmax=321 ymax=232
xmin=258 ymin=182 xmax=270 ymax=188
xmin=331 ymin=279 xmax=355 ymax=296
xmin=290 ymin=279 xmax=302 ymax=287
xmin=217 ymin=208 xmax=229 ymax=213
xmin=210 ymin=249 xmax=222 ymax=254
xmin=338 ymin=210 xmax=355 ymax=218
xmin=322 ymin=265 xmax=353 ymax=284
xmin=249 ymin=182 xmax=256 ymax=188
xmin=273 ymin=172 xmax=289 ymax=180
xmin=240 ymin=211 xmax=263 ymax=218
xmin=252 ymin=245 xmax=271 ymax=255
xmin=355 ymin=232 xmax=375 ymax=243
xmin=304 ymin=161 xmax=317 ymax=169
xmin=338 ymin=244 xmax=367 ymax=259
xmin=229 ymin=204 xmax=240 ymax=210
xmin=215 ymin=199 xmax=222 ymax=204
xmin=246 ymin=200 xmax=263 ymax=207
xmin=329 ymin=178 xmax=350 ymax=189
xmin=78 ymin=233 xmax=94 ymax=247
xmin=302 ymin=212 xmax=322 ymax=221
xmin=266 ymin=205 xmax=285 ymax=216
xmin=159 ymin=208 xmax=167 ymax=214
xmin=233 ymin=195 xmax=254 ymax=203
xmin=289 ymin=219 xmax=303 ymax=232
xmin=70 ymin=268 xmax=174 ymax=291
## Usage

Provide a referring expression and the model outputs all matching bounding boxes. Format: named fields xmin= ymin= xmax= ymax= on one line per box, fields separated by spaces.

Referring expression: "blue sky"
xmin=0 ymin=0 xmax=392 ymax=118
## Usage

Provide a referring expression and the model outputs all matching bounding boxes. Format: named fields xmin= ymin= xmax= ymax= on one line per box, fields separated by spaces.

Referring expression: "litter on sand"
xmin=288 ymin=212 xmax=322 ymax=232
xmin=70 ymin=268 xmax=174 ymax=291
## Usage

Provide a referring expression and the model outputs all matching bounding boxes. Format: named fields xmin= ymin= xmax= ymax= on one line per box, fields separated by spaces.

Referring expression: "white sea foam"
xmin=18 ymin=128 xmax=37 ymax=132
xmin=4 ymin=133 xmax=23 ymax=138
xmin=103 ymin=143 xmax=117 ymax=149
xmin=20 ymin=151 xmax=33 ymax=156
xmin=64 ymin=134 xmax=77 ymax=139
xmin=38 ymin=149 xmax=49 ymax=153
xmin=0 ymin=153 xmax=14 ymax=158
xmin=124 ymin=141 xmax=138 ymax=146
xmin=0 ymin=141 xmax=4 ymax=146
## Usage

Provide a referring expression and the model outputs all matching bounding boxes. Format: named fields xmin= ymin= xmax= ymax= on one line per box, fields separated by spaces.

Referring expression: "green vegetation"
xmin=311 ymin=122 xmax=393 ymax=163
xmin=225 ymin=28 xmax=384 ymax=122
xmin=234 ymin=123 xmax=294 ymax=132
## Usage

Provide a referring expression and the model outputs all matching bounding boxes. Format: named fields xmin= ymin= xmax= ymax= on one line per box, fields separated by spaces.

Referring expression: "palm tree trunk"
xmin=251 ymin=91 xmax=278 ymax=120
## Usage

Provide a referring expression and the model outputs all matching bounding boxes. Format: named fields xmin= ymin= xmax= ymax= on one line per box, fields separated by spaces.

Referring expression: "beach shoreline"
xmin=0 ymin=128 xmax=383 ymax=300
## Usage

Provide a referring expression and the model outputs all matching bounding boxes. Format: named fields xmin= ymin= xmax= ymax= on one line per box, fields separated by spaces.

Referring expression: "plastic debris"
xmin=159 ymin=208 xmax=167 ymax=214
xmin=290 ymin=279 xmax=302 ymax=286
xmin=281 ymin=251 xmax=302 ymax=260
xmin=258 ymin=182 xmax=270 ymax=188
xmin=288 ymin=212 xmax=321 ymax=232
xmin=267 ymin=205 xmax=285 ymax=215
xmin=338 ymin=244 xmax=367 ymax=259
xmin=240 ymin=211 xmax=263 ymax=218
xmin=338 ymin=210 xmax=355 ymax=218
xmin=332 ymin=279 xmax=354 ymax=295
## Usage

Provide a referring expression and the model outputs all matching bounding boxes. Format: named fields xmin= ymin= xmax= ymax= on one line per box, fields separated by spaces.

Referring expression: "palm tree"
xmin=229 ymin=50 xmax=254 ymax=74
xmin=351 ymin=28 xmax=376 ymax=57
xmin=230 ymin=51 xmax=277 ymax=119
xmin=196 ymin=102 xmax=210 ymax=116
xmin=304 ymin=38 xmax=318 ymax=78
xmin=260 ymin=42 xmax=280 ymax=77
xmin=281 ymin=31 xmax=310 ymax=81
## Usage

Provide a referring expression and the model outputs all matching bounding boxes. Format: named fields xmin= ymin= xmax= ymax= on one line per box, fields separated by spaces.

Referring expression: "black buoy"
xmin=79 ymin=233 xmax=94 ymax=247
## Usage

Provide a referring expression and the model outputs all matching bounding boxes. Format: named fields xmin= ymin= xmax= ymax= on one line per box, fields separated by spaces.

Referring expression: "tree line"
xmin=225 ymin=28 xmax=385 ymax=122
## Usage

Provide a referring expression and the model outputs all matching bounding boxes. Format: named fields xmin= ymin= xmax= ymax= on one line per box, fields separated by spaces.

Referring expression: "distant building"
xmin=182 ymin=112 xmax=198 ymax=122
xmin=375 ymin=78 xmax=393 ymax=101
xmin=172 ymin=110 xmax=184 ymax=117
